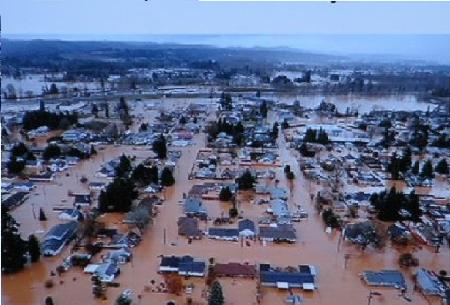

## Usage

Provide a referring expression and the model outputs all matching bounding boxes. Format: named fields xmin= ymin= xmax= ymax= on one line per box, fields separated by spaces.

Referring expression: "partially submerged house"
xmin=183 ymin=197 xmax=207 ymax=220
xmin=238 ymin=219 xmax=256 ymax=237
xmin=207 ymin=228 xmax=239 ymax=241
xmin=214 ymin=263 xmax=257 ymax=278
xmin=1 ymin=191 xmax=28 ymax=209
xmin=260 ymin=264 xmax=316 ymax=290
xmin=415 ymin=268 xmax=447 ymax=296
xmin=159 ymin=255 xmax=206 ymax=277
xmin=259 ymin=224 xmax=296 ymax=243
xmin=361 ymin=270 xmax=406 ymax=289
xmin=42 ymin=221 xmax=78 ymax=256
xmin=104 ymin=247 xmax=132 ymax=264
xmin=344 ymin=221 xmax=378 ymax=246
xmin=73 ymin=194 xmax=92 ymax=207
xmin=84 ymin=262 xmax=120 ymax=282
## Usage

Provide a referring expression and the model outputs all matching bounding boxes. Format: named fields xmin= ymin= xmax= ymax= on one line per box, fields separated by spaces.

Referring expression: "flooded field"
xmin=278 ymin=94 xmax=436 ymax=114
xmin=2 ymin=96 xmax=449 ymax=305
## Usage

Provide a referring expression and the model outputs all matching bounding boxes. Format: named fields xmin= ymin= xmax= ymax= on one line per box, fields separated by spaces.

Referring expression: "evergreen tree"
xmin=209 ymin=281 xmax=224 ymax=305
xmin=7 ymin=156 xmax=25 ymax=174
xmin=132 ymin=164 xmax=159 ymax=186
xmin=236 ymin=170 xmax=256 ymax=190
xmin=116 ymin=154 xmax=131 ymax=178
xmin=139 ymin=123 xmax=148 ymax=132
xmin=28 ymin=234 xmax=41 ymax=263
xmin=92 ymin=104 xmax=99 ymax=118
xmin=98 ymin=178 xmax=138 ymax=213
xmin=435 ymin=158 xmax=449 ymax=175
xmin=43 ymin=144 xmax=61 ymax=160
xmin=160 ymin=167 xmax=175 ymax=186
xmin=412 ymin=160 xmax=420 ymax=175
xmin=408 ymin=190 xmax=421 ymax=222
xmin=1 ymin=209 xmax=27 ymax=273
xmin=39 ymin=208 xmax=47 ymax=221
xmin=388 ymin=152 xmax=401 ymax=179
xmin=271 ymin=123 xmax=279 ymax=140
xmin=11 ymin=142 xmax=28 ymax=157
xmin=104 ymin=103 xmax=109 ymax=118
xmin=219 ymin=186 xmax=233 ymax=201
xmin=304 ymin=128 xmax=317 ymax=143
xmin=25 ymin=151 xmax=36 ymax=161
xmin=400 ymin=146 xmax=412 ymax=172
xmin=49 ymin=83 xmax=59 ymax=95
xmin=317 ymin=129 xmax=330 ymax=145
xmin=259 ymin=101 xmax=268 ymax=118
xmin=150 ymin=166 xmax=159 ymax=184
xmin=420 ymin=159 xmax=434 ymax=179
xmin=179 ymin=116 xmax=187 ymax=124
xmin=370 ymin=187 xmax=422 ymax=221
xmin=286 ymin=171 xmax=295 ymax=180
xmin=90 ymin=144 xmax=97 ymax=155
xmin=152 ymin=134 xmax=167 ymax=159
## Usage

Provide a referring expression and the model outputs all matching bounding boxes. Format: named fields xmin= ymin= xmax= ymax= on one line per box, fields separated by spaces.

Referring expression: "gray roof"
xmin=362 ymin=270 xmax=406 ymax=288
xmin=208 ymin=227 xmax=239 ymax=238
xmin=184 ymin=198 xmax=207 ymax=215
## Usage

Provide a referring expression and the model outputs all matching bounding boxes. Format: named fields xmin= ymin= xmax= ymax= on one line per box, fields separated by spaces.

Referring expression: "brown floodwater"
xmin=2 ymin=98 xmax=449 ymax=305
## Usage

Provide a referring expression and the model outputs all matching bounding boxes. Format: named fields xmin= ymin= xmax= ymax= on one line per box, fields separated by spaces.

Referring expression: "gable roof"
xmin=215 ymin=263 xmax=256 ymax=277
xmin=260 ymin=271 xmax=315 ymax=285
xmin=238 ymin=219 xmax=255 ymax=232
xmin=208 ymin=227 xmax=239 ymax=238
xmin=259 ymin=224 xmax=296 ymax=241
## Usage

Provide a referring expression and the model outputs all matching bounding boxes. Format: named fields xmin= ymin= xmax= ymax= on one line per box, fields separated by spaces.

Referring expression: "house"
xmin=1 ymin=182 xmax=14 ymax=194
xmin=388 ymin=223 xmax=412 ymax=244
xmin=214 ymin=263 xmax=257 ymax=278
xmin=260 ymin=264 xmax=316 ymax=290
xmin=73 ymin=194 xmax=91 ymax=207
xmin=177 ymin=217 xmax=202 ymax=239
xmin=238 ymin=219 xmax=256 ymax=237
xmin=104 ymin=247 xmax=132 ymax=264
xmin=88 ymin=182 xmax=106 ymax=191
xmin=416 ymin=268 xmax=447 ymax=296
xmin=108 ymin=232 xmax=142 ymax=248
xmin=183 ymin=197 xmax=207 ymax=220
xmin=12 ymin=182 xmax=36 ymax=192
xmin=344 ymin=221 xmax=377 ymax=246
xmin=362 ymin=270 xmax=406 ymax=289
xmin=84 ymin=262 xmax=120 ymax=282
xmin=207 ymin=228 xmax=239 ymax=241
xmin=58 ymin=209 xmax=84 ymax=221
xmin=49 ymin=159 xmax=68 ymax=172
xmin=1 ymin=192 xmax=28 ymax=209
xmin=268 ymin=199 xmax=289 ymax=217
xmin=178 ymin=260 xmax=206 ymax=277
xmin=42 ymin=221 xmax=78 ymax=256
xmin=62 ymin=129 xmax=89 ymax=142
xmin=259 ymin=224 xmax=296 ymax=243
xmin=159 ymin=255 xmax=206 ymax=277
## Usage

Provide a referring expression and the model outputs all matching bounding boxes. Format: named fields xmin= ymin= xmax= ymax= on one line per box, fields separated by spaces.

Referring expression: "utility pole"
xmin=163 ymin=228 xmax=166 ymax=245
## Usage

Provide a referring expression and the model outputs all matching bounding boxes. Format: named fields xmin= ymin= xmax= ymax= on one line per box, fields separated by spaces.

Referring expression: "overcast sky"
xmin=1 ymin=0 xmax=450 ymax=63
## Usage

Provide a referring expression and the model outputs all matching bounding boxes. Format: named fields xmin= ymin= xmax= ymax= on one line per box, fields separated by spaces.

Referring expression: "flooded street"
xmin=2 ymin=97 xmax=449 ymax=305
